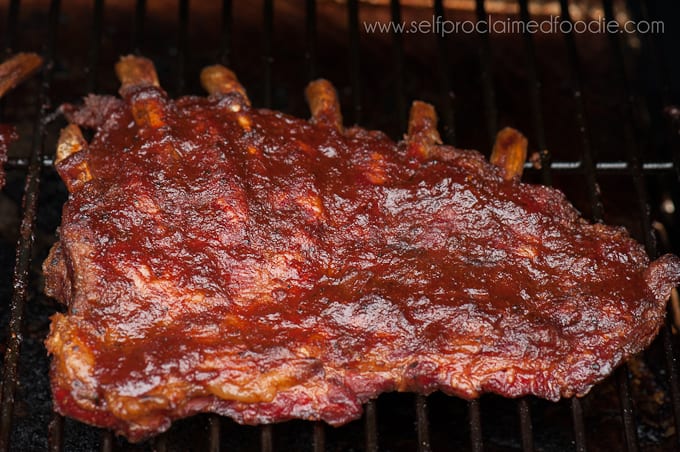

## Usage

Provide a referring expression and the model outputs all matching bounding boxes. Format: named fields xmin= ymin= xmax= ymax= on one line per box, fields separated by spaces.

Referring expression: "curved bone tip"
xmin=305 ymin=79 xmax=333 ymax=98
xmin=56 ymin=124 xmax=87 ymax=165
xmin=408 ymin=101 xmax=439 ymax=134
xmin=1 ymin=52 xmax=43 ymax=74
xmin=490 ymin=127 xmax=528 ymax=181
xmin=305 ymin=79 xmax=342 ymax=131
xmin=407 ymin=101 xmax=442 ymax=153
xmin=55 ymin=124 xmax=92 ymax=193
xmin=14 ymin=52 xmax=42 ymax=67
xmin=304 ymin=79 xmax=337 ymax=108
xmin=200 ymin=65 xmax=250 ymax=105
xmin=0 ymin=52 xmax=43 ymax=98
xmin=115 ymin=55 xmax=160 ymax=90
xmin=410 ymin=100 xmax=435 ymax=114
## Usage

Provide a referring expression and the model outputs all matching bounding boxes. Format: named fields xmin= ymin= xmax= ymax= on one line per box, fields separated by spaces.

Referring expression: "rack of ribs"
xmin=43 ymin=56 xmax=680 ymax=442
xmin=0 ymin=53 xmax=42 ymax=188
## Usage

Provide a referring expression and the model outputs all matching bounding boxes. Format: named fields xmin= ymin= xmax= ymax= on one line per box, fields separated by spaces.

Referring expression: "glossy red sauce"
xmin=46 ymin=86 xmax=678 ymax=440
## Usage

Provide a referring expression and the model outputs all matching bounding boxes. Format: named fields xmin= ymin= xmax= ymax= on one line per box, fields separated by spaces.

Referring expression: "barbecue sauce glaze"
xmin=44 ymin=85 xmax=680 ymax=441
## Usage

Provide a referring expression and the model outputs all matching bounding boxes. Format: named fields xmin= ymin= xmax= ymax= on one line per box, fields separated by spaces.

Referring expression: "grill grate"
xmin=1 ymin=1 xmax=59 ymax=451
xmin=0 ymin=0 xmax=679 ymax=450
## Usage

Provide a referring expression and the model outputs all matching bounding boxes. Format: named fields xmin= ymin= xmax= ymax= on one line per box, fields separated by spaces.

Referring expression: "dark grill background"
xmin=1 ymin=0 xmax=680 ymax=450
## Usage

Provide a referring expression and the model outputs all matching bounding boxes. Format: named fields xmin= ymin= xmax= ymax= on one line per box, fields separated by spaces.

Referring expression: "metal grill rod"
xmin=347 ymin=0 xmax=362 ymax=124
xmin=28 ymin=0 xmax=100 ymax=445
xmin=261 ymin=424 xmax=273 ymax=452
xmin=48 ymin=412 xmax=63 ymax=452
xmin=176 ymin=0 xmax=189 ymax=96
xmin=262 ymin=0 xmax=273 ymax=108
xmin=603 ymin=3 xmax=680 ymax=451
xmin=514 ymin=2 xmax=552 ymax=448
xmin=624 ymin=0 xmax=672 ymax=184
xmin=415 ymin=394 xmax=432 ymax=452
xmin=132 ymin=0 xmax=146 ymax=55
xmin=86 ymin=0 xmax=104 ymax=93
xmin=220 ymin=0 xmax=232 ymax=67
xmin=670 ymin=109 xmax=680 ymax=181
xmin=558 ymin=1 xmax=639 ymax=450
xmin=305 ymin=0 xmax=317 ymax=81
xmin=346 ymin=2 xmax=375 ymax=446
xmin=629 ymin=0 xmax=672 ymax=121
xmin=5 ymin=156 xmax=678 ymax=174
xmin=518 ymin=0 xmax=550 ymax=187
xmin=2 ymin=0 xmax=20 ymax=56
xmin=0 ymin=2 xmax=19 ymax=122
xmin=518 ymin=0 xmax=589 ymax=449
xmin=557 ymin=0 xmax=604 ymax=221
xmin=4 ymin=1 xmax=679 ymax=450
xmin=389 ymin=0 xmax=407 ymax=133
xmin=475 ymin=0 xmax=498 ymax=148
xmin=208 ymin=415 xmax=220 ymax=451
xmin=472 ymin=1 xmax=546 ymax=448
xmin=427 ymin=2 xmax=485 ymax=448
xmin=155 ymin=432 xmax=168 ymax=451
xmin=100 ymin=430 xmax=113 ymax=452
xmin=570 ymin=397 xmax=587 ymax=452
xmin=312 ymin=421 xmax=325 ymax=452
xmin=432 ymin=0 xmax=455 ymax=144
xmin=517 ymin=398 xmax=534 ymax=452
xmin=468 ymin=399 xmax=483 ymax=452
xmin=664 ymin=107 xmax=680 ymax=449
xmin=663 ymin=315 xmax=680 ymax=450
xmin=0 ymin=0 xmax=61 ymax=450
xmin=483 ymin=2 xmax=543 ymax=446
xmin=364 ymin=399 xmax=378 ymax=452
xmin=616 ymin=368 xmax=640 ymax=452
xmin=602 ymin=0 xmax=654 ymax=251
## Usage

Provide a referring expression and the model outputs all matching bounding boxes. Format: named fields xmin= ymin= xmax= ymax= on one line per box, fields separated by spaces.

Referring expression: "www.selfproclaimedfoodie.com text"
xmin=363 ymin=16 xmax=664 ymax=36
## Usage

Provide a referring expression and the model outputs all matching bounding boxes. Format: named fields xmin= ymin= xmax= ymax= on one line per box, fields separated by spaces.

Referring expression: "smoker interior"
xmin=1 ymin=0 xmax=680 ymax=450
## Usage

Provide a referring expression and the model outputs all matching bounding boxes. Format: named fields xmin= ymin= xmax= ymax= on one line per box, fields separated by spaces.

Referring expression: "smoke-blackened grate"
xmin=0 ymin=1 xmax=679 ymax=450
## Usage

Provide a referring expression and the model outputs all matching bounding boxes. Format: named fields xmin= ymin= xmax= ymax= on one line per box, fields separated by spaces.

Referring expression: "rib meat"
xmin=44 ymin=56 xmax=680 ymax=442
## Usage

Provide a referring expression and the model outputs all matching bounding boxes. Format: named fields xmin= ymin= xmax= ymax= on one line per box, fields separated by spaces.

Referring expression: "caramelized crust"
xmin=44 ymin=57 xmax=680 ymax=442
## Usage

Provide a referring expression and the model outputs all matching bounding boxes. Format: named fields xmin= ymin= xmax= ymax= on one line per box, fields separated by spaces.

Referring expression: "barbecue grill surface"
xmin=1 ymin=0 xmax=680 ymax=450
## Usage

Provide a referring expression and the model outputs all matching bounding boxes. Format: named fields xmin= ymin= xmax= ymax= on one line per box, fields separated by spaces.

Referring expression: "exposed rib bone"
xmin=130 ymin=97 xmax=166 ymax=129
xmin=114 ymin=56 xmax=166 ymax=129
xmin=200 ymin=65 xmax=251 ymax=107
xmin=56 ymin=124 xmax=87 ymax=164
xmin=56 ymin=125 xmax=92 ymax=192
xmin=0 ymin=53 xmax=42 ymax=98
xmin=305 ymin=79 xmax=343 ymax=132
xmin=406 ymin=101 xmax=442 ymax=160
xmin=115 ymin=55 xmax=159 ymax=92
xmin=490 ymin=127 xmax=528 ymax=181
